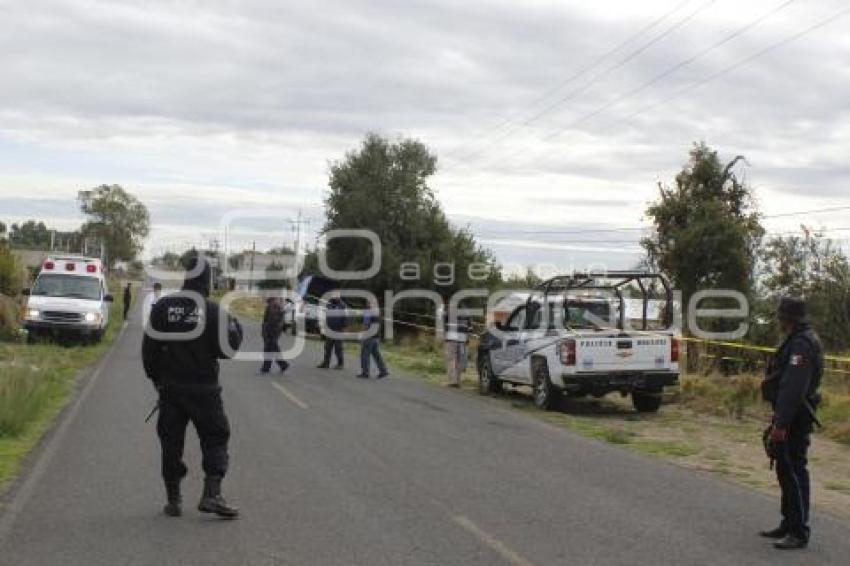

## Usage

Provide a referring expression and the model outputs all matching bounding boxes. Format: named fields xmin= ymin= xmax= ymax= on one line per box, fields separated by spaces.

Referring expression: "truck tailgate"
xmin=575 ymin=333 xmax=674 ymax=372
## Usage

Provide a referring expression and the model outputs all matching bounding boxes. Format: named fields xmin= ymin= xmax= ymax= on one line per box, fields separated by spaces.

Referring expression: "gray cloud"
xmin=1 ymin=0 xmax=848 ymax=268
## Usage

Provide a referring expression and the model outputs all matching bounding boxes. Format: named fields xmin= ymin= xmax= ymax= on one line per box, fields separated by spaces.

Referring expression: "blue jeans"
xmin=360 ymin=337 xmax=387 ymax=375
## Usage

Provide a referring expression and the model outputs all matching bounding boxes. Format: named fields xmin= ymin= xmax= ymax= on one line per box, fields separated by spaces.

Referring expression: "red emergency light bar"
xmin=86 ymin=264 xmax=97 ymax=273
xmin=66 ymin=263 xmax=75 ymax=271
xmin=44 ymin=261 xmax=55 ymax=270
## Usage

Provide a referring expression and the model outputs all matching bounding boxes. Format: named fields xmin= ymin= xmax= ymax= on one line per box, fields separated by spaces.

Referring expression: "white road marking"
xmin=453 ymin=515 xmax=535 ymax=566
xmin=271 ymin=381 xmax=308 ymax=410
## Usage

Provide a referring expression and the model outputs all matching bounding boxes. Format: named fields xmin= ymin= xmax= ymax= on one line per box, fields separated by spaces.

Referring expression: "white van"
xmin=22 ymin=256 xmax=113 ymax=343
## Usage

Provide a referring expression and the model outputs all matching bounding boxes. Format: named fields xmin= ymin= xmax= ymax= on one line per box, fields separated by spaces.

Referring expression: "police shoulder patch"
xmin=790 ymin=353 xmax=809 ymax=368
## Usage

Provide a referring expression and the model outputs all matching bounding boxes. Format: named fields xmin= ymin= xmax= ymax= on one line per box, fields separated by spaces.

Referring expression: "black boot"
xmin=759 ymin=526 xmax=787 ymax=539
xmin=198 ymin=476 xmax=239 ymax=519
xmin=774 ymin=534 xmax=808 ymax=550
xmin=163 ymin=481 xmax=182 ymax=517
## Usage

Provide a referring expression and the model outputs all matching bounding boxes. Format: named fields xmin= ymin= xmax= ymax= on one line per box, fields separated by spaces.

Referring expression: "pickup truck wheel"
xmin=532 ymin=361 xmax=558 ymax=411
xmin=632 ymin=391 xmax=662 ymax=413
xmin=478 ymin=354 xmax=502 ymax=395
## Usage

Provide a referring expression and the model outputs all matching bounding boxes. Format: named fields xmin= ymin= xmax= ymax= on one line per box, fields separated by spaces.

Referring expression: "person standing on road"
xmin=357 ymin=306 xmax=388 ymax=379
xmin=317 ymin=292 xmax=346 ymax=369
xmin=442 ymin=304 xmax=471 ymax=388
xmin=760 ymin=297 xmax=823 ymax=550
xmin=142 ymin=255 xmax=244 ymax=519
xmin=123 ymin=282 xmax=132 ymax=320
xmin=260 ymin=296 xmax=289 ymax=374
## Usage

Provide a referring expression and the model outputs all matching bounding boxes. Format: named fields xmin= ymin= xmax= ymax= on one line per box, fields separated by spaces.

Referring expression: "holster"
xmin=762 ymin=425 xmax=777 ymax=469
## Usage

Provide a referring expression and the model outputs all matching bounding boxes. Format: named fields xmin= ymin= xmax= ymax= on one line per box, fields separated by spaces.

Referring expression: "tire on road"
xmin=632 ymin=391 xmax=663 ymax=413
xmin=532 ymin=357 xmax=559 ymax=411
xmin=477 ymin=353 xmax=502 ymax=395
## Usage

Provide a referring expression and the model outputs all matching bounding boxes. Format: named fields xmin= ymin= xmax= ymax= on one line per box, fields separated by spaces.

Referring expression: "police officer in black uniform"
xmin=142 ymin=255 xmax=243 ymax=519
xmin=760 ymin=297 xmax=823 ymax=550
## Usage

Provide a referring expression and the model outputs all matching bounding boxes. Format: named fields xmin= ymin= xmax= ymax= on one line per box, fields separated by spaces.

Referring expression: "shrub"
xmin=0 ymin=295 xmax=20 ymax=341
xmin=676 ymin=373 xmax=765 ymax=419
xmin=0 ymin=245 xmax=24 ymax=295
xmin=0 ymin=366 xmax=54 ymax=438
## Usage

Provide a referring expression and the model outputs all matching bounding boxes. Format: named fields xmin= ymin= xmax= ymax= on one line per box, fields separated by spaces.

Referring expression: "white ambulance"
xmin=22 ymin=256 xmax=113 ymax=343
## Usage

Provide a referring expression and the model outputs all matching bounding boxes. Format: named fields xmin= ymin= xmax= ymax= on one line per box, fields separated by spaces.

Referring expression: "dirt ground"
xmin=481 ymin=383 xmax=850 ymax=521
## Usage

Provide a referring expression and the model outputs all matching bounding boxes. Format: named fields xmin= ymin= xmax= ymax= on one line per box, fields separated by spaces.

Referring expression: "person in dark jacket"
xmin=317 ymin=292 xmax=346 ymax=369
xmin=759 ymin=297 xmax=823 ymax=550
xmin=356 ymin=307 xmax=388 ymax=379
xmin=142 ymin=255 xmax=244 ymax=519
xmin=123 ymin=282 xmax=132 ymax=320
xmin=260 ymin=297 xmax=289 ymax=374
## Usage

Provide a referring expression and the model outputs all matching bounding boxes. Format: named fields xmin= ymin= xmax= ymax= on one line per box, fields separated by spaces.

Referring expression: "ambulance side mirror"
xmin=104 ymin=294 xmax=114 ymax=302
xmin=21 ymin=289 xmax=30 ymax=296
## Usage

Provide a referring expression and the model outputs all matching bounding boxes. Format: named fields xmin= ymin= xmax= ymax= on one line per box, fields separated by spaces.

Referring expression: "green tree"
xmin=501 ymin=267 xmax=543 ymax=290
xmin=757 ymin=228 xmax=850 ymax=350
xmin=9 ymin=220 xmax=51 ymax=248
xmin=323 ymin=134 xmax=499 ymax=306
xmin=78 ymin=185 xmax=150 ymax=267
xmin=0 ymin=244 xmax=24 ymax=295
xmin=642 ymin=142 xmax=764 ymax=312
xmin=153 ymin=251 xmax=182 ymax=270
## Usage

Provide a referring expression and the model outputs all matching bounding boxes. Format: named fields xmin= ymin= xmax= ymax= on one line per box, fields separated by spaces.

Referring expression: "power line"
xmin=472 ymin=206 xmax=850 ymax=237
xmin=475 ymin=0 xmax=805 ymax=171
xmin=618 ymin=3 xmax=850 ymax=127
xmin=451 ymin=0 xmax=694 ymax=153
xmin=449 ymin=0 xmax=717 ymax=165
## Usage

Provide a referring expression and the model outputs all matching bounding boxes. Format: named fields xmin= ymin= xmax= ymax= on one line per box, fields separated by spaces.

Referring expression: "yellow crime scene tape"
xmin=681 ymin=335 xmax=850 ymax=365
xmin=297 ymin=293 xmax=850 ymax=372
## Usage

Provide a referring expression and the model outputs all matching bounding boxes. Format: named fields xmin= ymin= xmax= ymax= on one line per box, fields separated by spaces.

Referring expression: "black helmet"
xmin=777 ymin=296 xmax=806 ymax=323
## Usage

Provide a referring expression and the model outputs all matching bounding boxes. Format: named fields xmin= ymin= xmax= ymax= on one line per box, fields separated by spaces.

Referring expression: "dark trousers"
xmin=123 ymin=302 xmax=130 ymax=320
xmin=360 ymin=337 xmax=386 ymax=375
xmin=157 ymin=388 xmax=230 ymax=482
xmin=775 ymin=414 xmax=812 ymax=540
xmin=261 ymin=335 xmax=288 ymax=372
xmin=321 ymin=337 xmax=344 ymax=366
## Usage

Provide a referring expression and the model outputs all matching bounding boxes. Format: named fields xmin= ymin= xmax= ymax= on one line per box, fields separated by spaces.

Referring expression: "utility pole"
xmin=293 ymin=209 xmax=302 ymax=259
xmin=249 ymin=240 xmax=256 ymax=291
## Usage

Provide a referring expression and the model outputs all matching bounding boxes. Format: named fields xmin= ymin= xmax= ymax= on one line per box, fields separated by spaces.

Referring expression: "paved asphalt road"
xmin=1 ymin=299 xmax=848 ymax=566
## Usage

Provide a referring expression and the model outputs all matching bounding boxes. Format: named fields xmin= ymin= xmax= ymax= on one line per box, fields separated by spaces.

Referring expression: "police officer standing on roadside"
xmin=142 ymin=255 xmax=244 ymax=519
xmin=760 ymin=297 xmax=823 ymax=550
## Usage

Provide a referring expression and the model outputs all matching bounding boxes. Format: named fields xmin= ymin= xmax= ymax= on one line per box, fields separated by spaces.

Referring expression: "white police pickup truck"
xmin=22 ymin=256 xmax=113 ymax=343
xmin=477 ymin=271 xmax=680 ymax=413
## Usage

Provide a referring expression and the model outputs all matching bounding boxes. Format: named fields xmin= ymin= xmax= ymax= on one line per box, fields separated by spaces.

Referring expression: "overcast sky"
xmin=1 ymin=0 xmax=848 ymax=272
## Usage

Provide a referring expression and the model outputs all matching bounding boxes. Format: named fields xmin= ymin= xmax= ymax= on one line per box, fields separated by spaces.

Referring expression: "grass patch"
xmin=633 ymin=439 xmax=699 ymax=458
xmin=0 ymin=281 xmax=126 ymax=490
xmin=824 ymin=481 xmax=850 ymax=494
